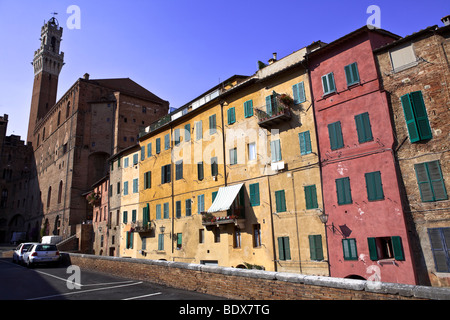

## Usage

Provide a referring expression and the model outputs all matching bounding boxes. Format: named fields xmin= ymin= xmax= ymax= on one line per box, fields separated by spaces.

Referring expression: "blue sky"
xmin=0 ymin=0 xmax=448 ymax=138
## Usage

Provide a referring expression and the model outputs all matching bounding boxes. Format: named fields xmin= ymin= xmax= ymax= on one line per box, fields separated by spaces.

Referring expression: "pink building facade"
xmin=307 ymin=27 xmax=417 ymax=284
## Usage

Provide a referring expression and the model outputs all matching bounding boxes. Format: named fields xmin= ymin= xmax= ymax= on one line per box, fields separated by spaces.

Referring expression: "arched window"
xmin=58 ymin=181 xmax=63 ymax=204
xmin=47 ymin=186 xmax=52 ymax=208
xmin=57 ymin=110 xmax=61 ymax=126
xmin=1 ymin=189 xmax=7 ymax=208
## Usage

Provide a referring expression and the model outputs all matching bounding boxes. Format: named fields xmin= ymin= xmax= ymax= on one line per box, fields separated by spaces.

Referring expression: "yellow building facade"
xmin=125 ymin=46 xmax=328 ymax=275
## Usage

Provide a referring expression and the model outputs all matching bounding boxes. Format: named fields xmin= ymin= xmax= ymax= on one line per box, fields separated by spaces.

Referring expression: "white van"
xmin=41 ymin=235 xmax=62 ymax=245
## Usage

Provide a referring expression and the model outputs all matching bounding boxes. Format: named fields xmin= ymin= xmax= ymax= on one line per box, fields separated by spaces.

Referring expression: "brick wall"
xmin=65 ymin=253 xmax=450 ymax=300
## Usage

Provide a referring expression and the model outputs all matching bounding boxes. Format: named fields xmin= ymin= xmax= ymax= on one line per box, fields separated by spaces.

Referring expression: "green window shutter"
xmin=427 ymin=161 xmax=448 ymax=201
xmin=174 ymin=128 xmax=180 ymax=146
xmin=367 ymin=237 xmax=378 ymax=261
xmin=304 ymin=185 xmax=318 ymax=209
xmin=133 ymin=178 xmax=138 ymax=193
xmin=198 ymin=194 xmax=204 ymax=214
xmin=344 ymin=62 xmax=360 ymax=86
xmin=410 ymin=91 xmax=432 ymax=141
xmin=322 ymin=73 xmax=336 ymax=95
xmin=177 ymin=233 xmax=182 ymax=247
xmin=328 ymin=73 xmax=336 ymax=92
xmin=129 ymin=232 xmax=133 ymax=249
xmin=212 ymin=191 xmax=218 ymax=203
xmin=401 ymin=94 xmax=420 ymax=143
xmin=265 ymin=95 xmax=272 ymax=116
xmin=278 ymin=237 xmax=285 ymax=261
xmin=227 ymin=107 xmax=235 ymax=125
xmin=185 ymin=199 xmax=192 ymax=216
xmin=321 ymin=75 xmax=329 ymax=94
xmin=176 ymin=201 xmax=181 ymax=218
xmin=392 ymin=236 xmax=405 ymax=261
xmin=355 ymin=112 xmax=373 ymax=143
xmin=164 ymin=134 xmax=170 ymax=150
xmin=196 ymin=121 xmax=202 ymax=140
xmin=143 ymin=204 xmax=150 ymax=226
xmin=132 ymin=209 xmax=137 ymax=222
xmin=365 ymin=171 xmax=384 ymax=201
xmin=209 ymin=114 xmax=216 ymax=134
xmin=156 ymin=204 xmax=161 ymax=220
xmin=198 ymin=162 xmax=204 ymax=180
xmin=141 ymin=146 xmax=145 ymax=161
xmin=298 ymin=131 xmax=312 ymax=155
xmin=175 ymin=161 xmax=183 ymax=180
xmin=328 ymin=121 xmax=344 ymax=150
xmin=249 ymin=183 xmax=260 ymax=207
xmin=292 ymin=82 xmax=306 ymax=104
xmin=230 ymin=148 xmax=237 ymax=165
xmin=158 ymin=234 xmax=164 ymax=251
xmin=309 ymin=235 xmax=324 ymax=261
xmin=275 ymin=190 xmax=286 ymax=213
xmin=163 ymin=202 xmax=169 ymax=219
xmin=126 ymin=232 xmax=130 ymax=249
xmin=343 ymin=239 xmax=357 ymax=260
xmin=123 ymin=211 xmax=128 ymax=224
xmin=184 ymin=124 xmax=191 ymax=142
xmin=415 ymin=162 xmax=433 ymax=202
xmin=244 ymin=100 xmax=253 ymax=118
xmin=428 ymin=228 xmax=450 ymax=272
xmin=123 ymin=181 xmax=128 ymax=195
xmin=156 ymin=138 xmax=161 ymax=154
xmin=284 ymin=237 xmax=291 ymax=260
xmin=336 ymin=177 xmax=352 ymax=205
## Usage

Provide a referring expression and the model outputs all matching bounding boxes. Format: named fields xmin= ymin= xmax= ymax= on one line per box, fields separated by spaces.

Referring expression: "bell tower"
xmin=27 ymin=17 xmax=64 ymax=147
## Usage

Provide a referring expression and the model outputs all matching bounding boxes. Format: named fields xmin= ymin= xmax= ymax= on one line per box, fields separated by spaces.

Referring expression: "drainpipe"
xmin=220 ymin=102 xmax=228 ymax=187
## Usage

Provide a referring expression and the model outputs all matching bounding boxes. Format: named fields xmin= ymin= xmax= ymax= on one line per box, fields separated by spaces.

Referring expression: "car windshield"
xmin=22 ymin=244 xmax=33 ymax=251
xmin=35 ymin=244 xmax=57 ymax=251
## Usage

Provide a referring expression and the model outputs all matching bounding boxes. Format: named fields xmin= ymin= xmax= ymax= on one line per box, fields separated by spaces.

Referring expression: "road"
xmin=0 ymin=257 xmax=223 ymax=300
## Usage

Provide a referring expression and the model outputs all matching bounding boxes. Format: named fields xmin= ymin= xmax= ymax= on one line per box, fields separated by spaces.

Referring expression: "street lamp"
xmin=159 ymin=225 xmax=165 ymax=234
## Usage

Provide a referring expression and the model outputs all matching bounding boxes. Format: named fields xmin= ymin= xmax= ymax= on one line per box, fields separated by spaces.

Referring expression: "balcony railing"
xmin=133 ymin=220 xmax=154 ymax=233
xmin=255 ymin=95 xmax=292 ymax=128
xmin=201 ymin=207 xmax=245 ymax=228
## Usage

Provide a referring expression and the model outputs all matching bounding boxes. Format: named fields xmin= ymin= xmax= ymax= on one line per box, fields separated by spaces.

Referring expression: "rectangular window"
xmin=164 ymin=134 xmax=170 ymax=150
xmin=198 ymin=194 xmax=205 ymax=214
xmin=176 ymin=201 xmax=181 ymax=218
xmin=227 ymin=107 xmax=236 ymax=125
xmin=199 ymin=229 xmax=204 ymax=243
xmin=248 ymin=142 xmax=256 ymax=161
xmin=390 ymin=43 xmax=417 ymax=72
xmin=156 ymin=204 xmax=161 ymax=220
xmin=124 ymin=157 xmax=129 ymax=168
xmin=211 ymin=157 xmax=218 ymax=177
xmin=212 ymin=191 xmax=218 ymax=203
xmin=415 ymin=161 xmax=448 ymax=202
xmin=336 ymin=177 xmax=352 ymax=205
xmin=156 ymin=138 xmax=161 ymax=154
xmin=131 ymin=209 xmax=137 ymax=223
xmin=344 ymin=62 xmax=360 ymax=86
xmin=309 ymin=235 xmax=324 ymax=261
xmin=368 ymin=236 xmax=405 ymax=261
xmin=209 ymin=114 xmax=217 ymax=134
xmin=249 ymin=183 xmax=260 ymax=207
xmin=163 ymin=202 xmax=169 ymax=219
xmin=195 ymin=121 xmax=202 ymax=140
xmin=161 ymin=164 xmax=171 ymax=184
xmin=328 ymin=121 xmax=344 ymax=150
xmin=321 ymin=72 xmax=336 ymax=95
xmin=175 ymin=160 xmax=183 ymax=180
xmin=126 ymin=232 xmax=134 ymax=249
xmin=117 ymin=182 xmax=120 ymax=194
xmin=428 ymin=228 xmax=450 ymax=272
xmin=253 ymin=224 xmax=261 ymax=247
xmin=158 ymin=234 xmax=164 ymax=251
xmin=275 ymin=190 xmax=286 ymax=213
xmin=133 ymin=178 xmax=138 ymax=193
xmin=214 ymin=227 xmax=220 ymax=243
xmin=174 ymin=128 xmax=181 ymax=146
xmin=265 ymin=95 xmax=277 ymax=116
xmin=197 ymin=161 xmax=204 ymax=180
xmin=144 ymin=171 xmax=151 ymax=189
xmin=229 ymin=148 xmax=237 ymax=165
xmin=401 ymin=91 xmax=432 ymax=143
xmin=177 ymin=233 xmax=182 ymax=249
xmin=133 ymin=154 xmax=138 ymax=166
xmin=244 ymin=100 xmax=253 ymax=118
xmin=233 ymin=227 xmax=241 ymax=248
xmin=304 ymin=185 xmax=318 ymax=209
xmin=141 ymin=146 xmax=145 ymax=161
xmin=184 ymin=124 xmax=191 ymax=142
xmin=123 ymin=211 xmax=128 ymax=224
xmin=123 ymin=181 xmax=129 ymax=196
xmin=278 ymin=237 xmax=291 ymax=261
xmin=298 ymin=131 xmax=312 ymax=155
xmin=147 ymin=142 xmax=152 ymax=157
xmin=342 ymin=239 xmax=357 ymax=260
xmin=292 ymin=82 xmax=306 ymax=104
xmin=365 ymin=171 xmax=384 ymax=201
xmin=355 ymin=112 xmax=373 ymax=143
xmin=271 ymin=139 xmax=282 ymax=162
xmin=186 ymin=199 xmax=192 ymax=217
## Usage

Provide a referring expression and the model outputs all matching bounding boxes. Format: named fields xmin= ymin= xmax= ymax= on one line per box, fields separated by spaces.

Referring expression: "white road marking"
xmin=27 ymin=281 xmax=144 ymax=300
xmin=122 ymin=292 xmax=163 ymax=300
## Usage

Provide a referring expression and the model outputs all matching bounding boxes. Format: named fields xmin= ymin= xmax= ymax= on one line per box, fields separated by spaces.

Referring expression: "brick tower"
xmin=27 ymin=17 xmax=64 ymax=147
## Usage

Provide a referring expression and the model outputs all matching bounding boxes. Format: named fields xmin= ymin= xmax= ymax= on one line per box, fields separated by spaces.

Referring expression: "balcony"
xmin=255 ymin=93 xmax=292 ymax=129
xmin=201 ymin=207 xmax=245 ymax=229
xmin=133 ymin=220 xmax=154 ymax=234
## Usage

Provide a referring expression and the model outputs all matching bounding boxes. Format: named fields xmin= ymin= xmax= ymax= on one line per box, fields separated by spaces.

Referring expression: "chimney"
xmin=83 ymin=73 xmax=90 ymax=80
xmin=268 ymin=52 xmax=277 ymax=65
xmin=442 ymin=15 xmax=450 ymax=26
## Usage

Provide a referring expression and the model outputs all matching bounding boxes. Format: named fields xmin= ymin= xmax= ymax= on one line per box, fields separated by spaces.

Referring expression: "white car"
xmin=12 ymin=242 xmax=39 ymax=265
xmin=23 ymin=243 xmax=60 ymax=268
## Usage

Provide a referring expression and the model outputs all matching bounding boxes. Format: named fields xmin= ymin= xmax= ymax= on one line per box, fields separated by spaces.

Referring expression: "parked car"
xmin=12 ymin=242 xmax=39 ymax=265
xmin=23 ymin=243 xmax=60 ymax=268
xmin=41 ymin=235 xmax=62 ymax=245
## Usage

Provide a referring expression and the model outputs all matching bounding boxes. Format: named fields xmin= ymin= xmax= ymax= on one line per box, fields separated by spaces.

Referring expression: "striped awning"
xmin=207 ymin=183 xmax=244 ymax=213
